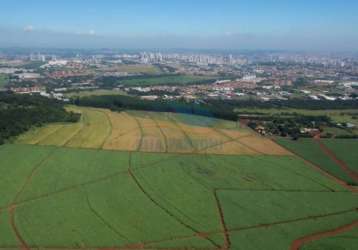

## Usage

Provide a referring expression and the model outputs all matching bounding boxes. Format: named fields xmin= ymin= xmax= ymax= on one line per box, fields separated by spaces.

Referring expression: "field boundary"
xmin=34 ymin=125 xmax=65 ymax=145
xmin=212 ymin=128 xmax=263 ymax=155
xmin=167 ymin=115 xmax=196 ymax=151
xmin=290 ymin=220 xmax=358 ymax=250
xmin=62 ymin=110 xmax=86 ymax=147
xmin=7 ymin=148 xmax=58 ymax=250
xmin=85 ymin=192 xmax=130 ymax=242
xmin=127 ymin=153 xmax=221 ymax=249
xmin=131 ymin=116 xmax=144 ymax=151
xmin=148 ymin=114 xmax=168 ymax=153
xmin=99 ymin=110 xmax=113 ymax=149
xmin=274 ymin=138 xmax=358 ymax=193
xmin=314 ymin=137 xmax=358 ymax=182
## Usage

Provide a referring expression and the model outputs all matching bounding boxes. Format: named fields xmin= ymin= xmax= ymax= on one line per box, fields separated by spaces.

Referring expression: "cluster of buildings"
xmin=0 ymin=50 xmax=357 ymax=103
xmin=139 ymin=52 xmax=248 ymax=66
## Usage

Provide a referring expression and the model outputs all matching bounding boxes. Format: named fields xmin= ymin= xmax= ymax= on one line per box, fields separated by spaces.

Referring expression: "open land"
xmin=0 ymin=107 xmax=357 ymax=250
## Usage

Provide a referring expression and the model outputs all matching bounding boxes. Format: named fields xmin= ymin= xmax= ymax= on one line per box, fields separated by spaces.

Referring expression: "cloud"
xmin=89 ymin=30 xmax=95 ymax=36
xmin=24 ymin=25 xmax=34 ymax=32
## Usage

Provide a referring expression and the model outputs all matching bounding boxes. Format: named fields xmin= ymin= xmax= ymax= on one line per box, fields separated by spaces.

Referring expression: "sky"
xmin=0 ymin=0 xmax=358 ymax=50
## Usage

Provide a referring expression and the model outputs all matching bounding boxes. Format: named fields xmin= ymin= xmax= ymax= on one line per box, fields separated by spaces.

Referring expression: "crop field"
xmin=0 ymin=143 xmax=356 ymax=249
xmin=321 ymin=139 xmax=358 ymax=173
xmin=301 ymin=227 xmax=358 ymax=250
xmin=16 ymin=107 xmax=111 ymax=149
xmin=276 ymin=137 xmax=358 ymax=185
xmin=16 ymin=107 xmax=290 ymax=156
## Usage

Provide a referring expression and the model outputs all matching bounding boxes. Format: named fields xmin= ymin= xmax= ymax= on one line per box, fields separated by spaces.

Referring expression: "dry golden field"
xmin=15 ymin=107 xmax=290 ymax=155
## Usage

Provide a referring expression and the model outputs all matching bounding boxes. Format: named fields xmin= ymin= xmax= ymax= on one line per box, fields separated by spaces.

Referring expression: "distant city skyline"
xmin=1 ymin=0 xmax=358 ymax=51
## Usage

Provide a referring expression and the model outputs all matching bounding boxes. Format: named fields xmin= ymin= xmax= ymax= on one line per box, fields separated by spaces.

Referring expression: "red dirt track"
xmin=314 ymin=136 xmax=358 ymax=182
xmin=273 ymin=138 xmax=358 ymax=192
xmin=2 ymin=133 xmax=356 ymax=250
xmin=9 ymin=205 xmax=30 ymax=250
xmin=213 ymin=189 xmax=231 ymax=250
xmin=290 ymin=220 xmax=358 ymax=250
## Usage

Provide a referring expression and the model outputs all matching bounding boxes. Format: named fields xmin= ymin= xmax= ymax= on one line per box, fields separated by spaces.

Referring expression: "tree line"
xmin=0 ymin=92 xmax=80 ymax=144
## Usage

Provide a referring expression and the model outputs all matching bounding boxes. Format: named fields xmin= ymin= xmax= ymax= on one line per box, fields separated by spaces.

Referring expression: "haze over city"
xmin=1 ymin=1 xmax=358 ymax=250
xmin=1 ymin=0 xmax=358 ymax=50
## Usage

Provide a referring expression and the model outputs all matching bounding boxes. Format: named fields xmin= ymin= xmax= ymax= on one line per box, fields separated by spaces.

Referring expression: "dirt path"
xmin=85 ymin=193 xmax=130 ymax=242
xmin=314 ymin=137 xmax=358 ymax=182
xmin=8 ymin=205 xmax=30 ymax=250
xmin=274 ymin=138 xmax=357 ymax=193
xmin=290 ymin=220 xmax=358 ymax=250
xmin=99 ymin=110 xmax=114 ymax=149
xmin=127 ymin=153 xmax=221 ymax=249
xmin=148 ymin=114 xmax=168 ymax=153
xmin=98 ymin=205 xmax=358 ymax=250
xmin=10 ymin=168 xmax=129 ymax=209
xmin=167 ymin=116 xmax=196 ymax=151
xmin=34 ymin=125 xmax=64 ymax=145
xmin=131 ymin=116 xmax=144 ymax=151
xmin=212 ymin=127 xmax=264 ymax=155
xmin=213 ymin=189 xmax=231 ymax=250
xmin=7 ymin=149 xmax=58 ymax=250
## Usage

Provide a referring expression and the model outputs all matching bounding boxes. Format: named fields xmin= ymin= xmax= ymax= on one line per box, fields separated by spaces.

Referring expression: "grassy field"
xmin=15 ymin=107 xmax=111 ymax=149
xmin=276 ymin=138 xmax=357 ymax=185
xmin=16 ymin=107 xmax=289 ymax=156
xmin=4 ymin=107 xmax=357 ymax=249
xmin=322 ymin=139 xmax=358 ymax=173
xmin=120 ymin=75 xmax=218 ymax=86
xmin=0 ymin=143 xmax=356 ymax=249
xmin=0 ymin=74 xmax=8 ymax=88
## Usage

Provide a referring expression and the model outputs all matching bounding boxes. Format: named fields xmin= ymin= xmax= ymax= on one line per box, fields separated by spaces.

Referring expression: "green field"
xmin=0 ymin=142 xmax=356 ymax=249
xmin=0 ymin=74 xmax=9 ymax=88
xmin=120 ymin=75 xmax=218 ymax=86
xmin=276 ymin=138 xmax=358 ymax=185
xmin=322 ymin=139 xmax=358 ymax=173
xmin=2 ymin=106 xmax=358 ymax=249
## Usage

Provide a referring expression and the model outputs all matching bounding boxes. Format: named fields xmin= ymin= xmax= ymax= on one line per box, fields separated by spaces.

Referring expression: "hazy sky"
xmin=1 ymin=0 xmax=358 ymax=50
